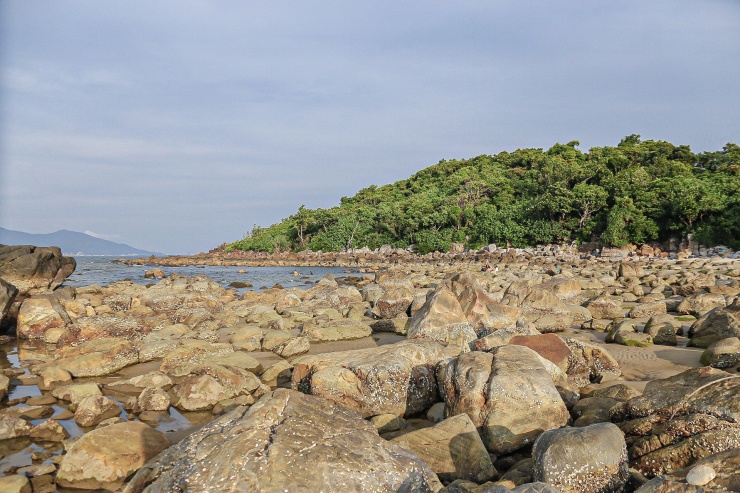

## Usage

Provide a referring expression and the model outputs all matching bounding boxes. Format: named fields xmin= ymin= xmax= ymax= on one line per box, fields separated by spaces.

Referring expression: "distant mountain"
xmin=0 ymin=228 xmax=164 ymax=257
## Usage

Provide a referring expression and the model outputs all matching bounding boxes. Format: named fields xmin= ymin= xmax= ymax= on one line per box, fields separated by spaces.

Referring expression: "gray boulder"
xmin=689 ymin=298 xmax=740 ymax=348
xmin=124 ymin=389 xmax=443 ymax=493
xmin=0 ymin=245 xmax=76 ymax=296
xmin=532 ymin=422 xmax=628 ymax=493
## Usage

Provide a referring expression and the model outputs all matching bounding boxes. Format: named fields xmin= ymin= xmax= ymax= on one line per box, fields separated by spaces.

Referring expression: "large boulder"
xmin=57 ymin=315 xmax=148 ymax=347
xmin=677 ymin=293 xmax=728 ymax=318
xmin=408 ymin=285 xmax=476 ymax=353
xmin=15 ymin=296 xmax=66 ymax=339
xmin=292 ymin=339 xmax=448 ymax=418
xmin=688 ymin=298 xmax=740 ymax=348
xmin=124 ymin=389 xmax=443 ymax=493
xmin=519 ymin=288 xmax=573 ymax=333
xmin=43 ymin=337 xmax=139 ymax=377
xmin=0 ymin=245 xmax=76 ymax=296
xmin=438 ymin=345 xmax=569 ymax=454
xmin=390 ymin=413 xmax=496 ymax=484
xmin=700 ymin=337 xmax=740 ymax=369
xmin=532 ymin=422 xmax=629 ymax=493
xmin=57 ymin=421 xmax=170 ymax=490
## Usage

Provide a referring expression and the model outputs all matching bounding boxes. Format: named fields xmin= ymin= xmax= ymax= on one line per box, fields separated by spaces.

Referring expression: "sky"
xmin=1 ymin=1 xmax=739 ymax=254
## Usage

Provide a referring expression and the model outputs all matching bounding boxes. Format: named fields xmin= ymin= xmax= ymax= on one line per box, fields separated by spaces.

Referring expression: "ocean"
xmin=64 ymin=256 xmax=360 ymax=293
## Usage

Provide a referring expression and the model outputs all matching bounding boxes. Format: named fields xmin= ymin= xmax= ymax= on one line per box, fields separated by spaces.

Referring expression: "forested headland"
xmin=226 ymin=136 xmax=740 ymax=254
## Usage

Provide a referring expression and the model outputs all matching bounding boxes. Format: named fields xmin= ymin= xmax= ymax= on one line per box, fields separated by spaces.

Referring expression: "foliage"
xmin=225 ymin=137 xmax=740 ymax=252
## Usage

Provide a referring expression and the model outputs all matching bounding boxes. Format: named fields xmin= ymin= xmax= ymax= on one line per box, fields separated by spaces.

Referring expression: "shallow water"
xmin=0 ymin=257 xmax=363 ymax=476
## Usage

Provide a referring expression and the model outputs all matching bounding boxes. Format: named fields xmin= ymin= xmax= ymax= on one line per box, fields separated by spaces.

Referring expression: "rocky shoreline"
xmin=1 ymin=244 xmax=739 ymax=492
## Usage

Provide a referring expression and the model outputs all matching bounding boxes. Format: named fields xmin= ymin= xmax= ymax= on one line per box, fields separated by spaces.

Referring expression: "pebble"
xmin=686 ymin=464 xmax=716 ymax=486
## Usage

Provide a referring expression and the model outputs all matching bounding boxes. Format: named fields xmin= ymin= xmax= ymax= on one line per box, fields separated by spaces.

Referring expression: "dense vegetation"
xmin=227 ymin=136 xmax=740 ymax=254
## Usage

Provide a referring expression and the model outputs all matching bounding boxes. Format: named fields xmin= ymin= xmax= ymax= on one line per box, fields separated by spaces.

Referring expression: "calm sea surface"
xmin=64 ymin=256 xmax=360 ymax=293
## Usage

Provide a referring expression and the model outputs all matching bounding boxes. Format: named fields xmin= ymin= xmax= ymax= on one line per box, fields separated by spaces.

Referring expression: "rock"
xmin=273 ymin=336 xmax=310 ymax=357
xmin=0 ymin=374 xmax=9 ymax=400
xmin=51 ymin=382 xmax=102 ymax=408
xmin=0 ymin=415 xmax=33 ymax=439
xmin=57 ymin=315 xmax=148 ymax=347
xmin=0 ymin=245 xmax=76 ymax=296
xmin=0 ymin=277 xmax=19 ymax=325
xmin=562 ymin=337 xmax=621 ymax=388
xmin=665 ymin=448 xmax=739 ymax=491
xmin=644 ymin=321 xmax=678 ymax=346
xmin=509 ymin=333 xmax=570 ymax=373
xmin=260 ymin=359 xmax=292 ymax=386
xmin=427 ymin=402 xmax=446 ymax=423
xmin=677 ymin=293 xmax=727 ymax=318
xmin=590 ymin=383 xmax=642 ymax=402
xmin=685 ymin=464 xmax=716 ymax=486
xmin=438 ymin=345 xmax=569 ymax=454
xmin=391 ymin=413 xmax=496 ymax=484
xmin=520 ymin=288 xmax=573 ymax=333
xmin=408 ymin=285 xmax=476 ymax=353
xmin=48 ymin=337 xmax=139 ymax=377
xmin=689 ymin=298 xmax=740 ymax=348
xmin=124 ymin=389 xmax=443 ymax=493
xmin=293 ymin=339 xmax=447 ymax=418
xmin=584 ymin=296 xmax=624 ymax=320
xmin=374 ymin=286 xmax=414 ymax=319
xmin=629 ymin=301 xmax=667 ymax=319
xmin=0 ymin=475 xmax=31 ymax=493
xmin=16 ymin=296 xmax=66 ymax=339
xmin=572 ymin=397 xmax=622 ymax=426
xmin=158 ymin=341 xmax=235 ymax=376
xmin=532 ymin=422 xmax=629 ymax=493
xmin=74 ymin=395 xmax=122 ymax=427
xmin=371 ymin=414 xmax=408 ymax=434
xmin=473 ymin=322 xmax=540 ymax=351
xmin=371 ymin=316 xmax=410 ymax=335
xmin=301 ymin=318 xmax=372 ymax=341
xmin=30 ymin=419 xmax=69 ymax=442
xmin=136 ymin=387 xmax=171 ymax=412
xmin=699 ymin=337 xmax=740 ymax=368
xmin=606 ymin=320 xmax=653 ymax=347
xmin=621 ymin=367 xmax=740 ymax=421
xmin=173 ymin=374 xmax=235 ymax=411
xmin=144 ymin=268 xmax=165 ymax=279
xmin=57 ymin=421 xmax=170 ymax=491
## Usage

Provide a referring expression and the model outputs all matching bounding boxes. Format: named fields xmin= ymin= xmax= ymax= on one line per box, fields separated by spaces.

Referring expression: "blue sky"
xmin=1 ymin=1 xmax=738 ymax=254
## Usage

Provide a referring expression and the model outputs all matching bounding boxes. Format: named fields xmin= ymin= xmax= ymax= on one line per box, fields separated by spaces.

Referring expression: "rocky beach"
xmin=0 ymin=243 xmax=739 ymax=492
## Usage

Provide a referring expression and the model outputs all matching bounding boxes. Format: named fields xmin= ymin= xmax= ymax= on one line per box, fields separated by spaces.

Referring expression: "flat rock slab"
xmin=124 ymin=389 xmax=443 ymax=493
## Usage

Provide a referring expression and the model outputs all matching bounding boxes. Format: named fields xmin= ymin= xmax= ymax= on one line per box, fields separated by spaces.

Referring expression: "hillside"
xmin=226 ymin=136 xmax=740 ymax=254
xmin=0 ymin=228 xmax=163 ymax=256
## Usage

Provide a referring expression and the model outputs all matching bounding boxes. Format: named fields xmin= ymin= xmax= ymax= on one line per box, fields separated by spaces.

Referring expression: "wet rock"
xmin=49 ymin=337 xmax=139 ymax=377
xmin=144 ymin=268 xmax=165 ymax=279
xmin=532 ymin=422 xmax=628 ymax=493
xmin=136 ymin=387 xmax=171 ymax=412
xmin=391 ymin=413 xmax=496 ymax=484
xmin=30 ymin=419 xmax=69 ymax=442
xmin=0 ymin=277 xmax=18 ymax=325
xmin=699 ymin=337 xmax=740 ymax=368
xmin=74 ymin=395 xmax=122 ymax=427
xmin=438 ymin=345 xmax=569 ymax=454
xmin=0 ymin=475 xmax=31 ymax=493
xmin=293 ymin=339 xmax=447 ymax=418
xmin=51 ymin=382 xmax=102 ymax=408
xmin=57 ymin=421 xmax=170 ymax=491
xmin=124 ymin=389 xmax=443 ymax=493
xmin=688 ymin=298 xmax=740 ymax=348
xmin=0 ymin=415 xmax=33 ymax=439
